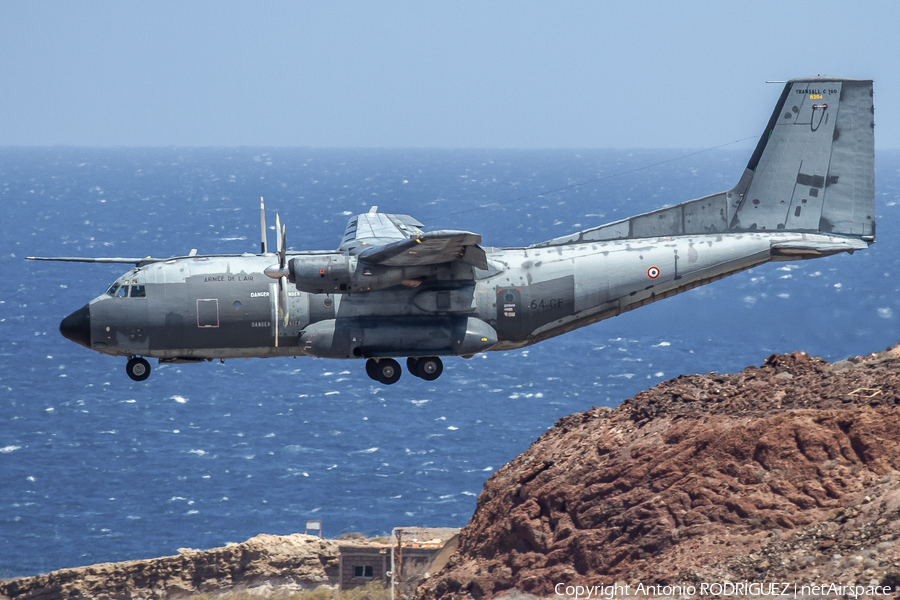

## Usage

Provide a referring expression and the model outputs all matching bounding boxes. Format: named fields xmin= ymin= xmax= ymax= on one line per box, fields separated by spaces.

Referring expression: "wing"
xmin=26 ymin=256 xmax=165 ymax=266
xmin=338 ymin=208 xmax=487 ymax=269
xmin=338 ymin=208 xmax=424 ymax=252
xmin=26 ymin=252 xmax=247 ymax=267
xmin=358 ymin=230 xmax=487 ymax=269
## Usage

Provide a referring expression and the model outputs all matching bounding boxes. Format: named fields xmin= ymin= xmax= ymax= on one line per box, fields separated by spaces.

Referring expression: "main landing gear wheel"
xmin=366 ymin=358 xmax=402 ymax=385
xmin=417 ymin=357 xmax=443 ymax=381
xmin=407 ymin=356 xmax=444 ymax=381
xmin=126 ymin=357 xmax=151 ymax=382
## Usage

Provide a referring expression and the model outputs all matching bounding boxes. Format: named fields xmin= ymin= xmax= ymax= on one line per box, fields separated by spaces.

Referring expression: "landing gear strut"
xmin=126 ymin=356 xmax=151 ymax=382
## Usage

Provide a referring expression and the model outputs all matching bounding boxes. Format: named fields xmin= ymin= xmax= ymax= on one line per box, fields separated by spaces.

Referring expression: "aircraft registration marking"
xmin=529 ymin=298 xmax=564 ymax=309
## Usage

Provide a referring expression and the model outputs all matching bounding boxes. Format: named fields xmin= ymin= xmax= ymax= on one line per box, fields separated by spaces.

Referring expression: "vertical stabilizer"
xmin=731 ymin=77 xmax=874 ymax=238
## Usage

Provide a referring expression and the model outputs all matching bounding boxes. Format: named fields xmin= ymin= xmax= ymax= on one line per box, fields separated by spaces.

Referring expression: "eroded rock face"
xmin=417 ymin=348 xmax=900 ymax=600
xmin=0 ymin=534 xmax=340 ymax=600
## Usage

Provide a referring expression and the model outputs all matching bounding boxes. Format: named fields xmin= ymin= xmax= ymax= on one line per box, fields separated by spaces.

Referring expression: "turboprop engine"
xmin=288 ymin=254 xmax=438 ymax=294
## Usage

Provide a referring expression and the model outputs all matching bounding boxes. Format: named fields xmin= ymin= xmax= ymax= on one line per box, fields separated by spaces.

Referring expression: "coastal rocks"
xmin=0 ymin=534 xmax=340 ymax=600
xmin=416 ymin=346 xmax=900 ymax=600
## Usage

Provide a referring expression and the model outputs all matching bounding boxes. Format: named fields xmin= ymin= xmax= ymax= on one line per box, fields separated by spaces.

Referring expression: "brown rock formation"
xmin=418 ymin=347 xmax=900 ymax=599
xmin=0 ymin=534 xmax=340 ymax=600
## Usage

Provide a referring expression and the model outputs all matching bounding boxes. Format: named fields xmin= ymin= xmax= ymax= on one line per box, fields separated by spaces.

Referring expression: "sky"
xmin=1 ymin=1 xmax=897 ymax=149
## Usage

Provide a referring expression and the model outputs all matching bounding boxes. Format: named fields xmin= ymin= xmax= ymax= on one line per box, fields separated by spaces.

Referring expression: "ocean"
xmin=1 ymin=147 xmax=898 ymax=577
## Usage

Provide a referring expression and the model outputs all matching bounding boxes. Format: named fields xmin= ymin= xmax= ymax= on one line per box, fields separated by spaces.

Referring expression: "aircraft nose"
xmin=60 ymin=304 xmax=91 ymax=348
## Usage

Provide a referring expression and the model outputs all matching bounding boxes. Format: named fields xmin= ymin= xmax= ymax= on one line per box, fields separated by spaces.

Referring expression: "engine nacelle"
xmin=300 ymin=316 xmax=498 ymax=359
xmin=290 ymin=255 xmax=427 ymax=294
xmin=290 ymin=254 xmax=354 ymax=294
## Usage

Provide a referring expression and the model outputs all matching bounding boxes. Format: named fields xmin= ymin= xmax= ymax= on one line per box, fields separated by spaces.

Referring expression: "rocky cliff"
xmin=8 ymin=347 xmax=900 ymax=600
xmin=0 ymin=534 xmax=341 ymax=600
xmin=417 ymin=347 xmax=900 ymax=599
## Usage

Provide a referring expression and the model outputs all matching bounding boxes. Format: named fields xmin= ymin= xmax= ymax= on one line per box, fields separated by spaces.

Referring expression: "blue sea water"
xmin=1 ymin=147 xmax=899 ymax=578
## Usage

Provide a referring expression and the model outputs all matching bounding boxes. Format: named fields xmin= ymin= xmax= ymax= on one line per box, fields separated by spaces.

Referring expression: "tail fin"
xmin=730 ymin=77 xmax=874 ymax=238
xmin=532 ymin=77 xmax=874 ymax=249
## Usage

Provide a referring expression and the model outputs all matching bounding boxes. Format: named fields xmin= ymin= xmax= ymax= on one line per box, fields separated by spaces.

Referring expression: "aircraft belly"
xmin=300 ymin=315 xmax=496 ymax=359
xmin=144 ymin=346 xmax=301 ymax=360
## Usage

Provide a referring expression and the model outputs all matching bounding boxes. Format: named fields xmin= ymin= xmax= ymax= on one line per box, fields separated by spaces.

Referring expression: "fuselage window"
xmin=115 ymin=285 xmax=129 ymax=298
xmin=131 ymin=285 xmax=146 ymax=298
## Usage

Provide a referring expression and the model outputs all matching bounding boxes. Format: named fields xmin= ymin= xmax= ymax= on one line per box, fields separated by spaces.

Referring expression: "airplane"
xmin=29 ymin=76 xmax=875 ymax=385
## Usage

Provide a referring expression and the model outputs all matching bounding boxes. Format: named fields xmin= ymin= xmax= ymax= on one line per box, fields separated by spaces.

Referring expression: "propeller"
xmin=264 ymin=213 xmax=291 ymax=332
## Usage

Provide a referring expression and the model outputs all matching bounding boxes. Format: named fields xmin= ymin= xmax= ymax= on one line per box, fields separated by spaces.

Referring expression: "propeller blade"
xmin=275 ymin=213 xmax=283 ymax=254
xmin=279 ymin=276 xmax=290 ymax=326
xmin=260 ymin=197 xmax=268 ymax=254
xmin=280 ymin=222 xmax=287 ymax=268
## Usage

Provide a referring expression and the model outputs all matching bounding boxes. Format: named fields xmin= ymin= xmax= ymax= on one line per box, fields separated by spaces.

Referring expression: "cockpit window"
xmin=106 ymin=280 xmax=147 ymax=298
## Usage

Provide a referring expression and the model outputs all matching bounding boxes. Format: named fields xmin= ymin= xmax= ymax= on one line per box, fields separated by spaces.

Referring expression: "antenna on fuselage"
xmin=260 ymin=196 xmax=268 ymax=254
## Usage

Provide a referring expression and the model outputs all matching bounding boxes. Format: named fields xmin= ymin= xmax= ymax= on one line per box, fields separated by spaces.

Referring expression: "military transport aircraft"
xmin=30 ymin=77 xmax=875 ymax=384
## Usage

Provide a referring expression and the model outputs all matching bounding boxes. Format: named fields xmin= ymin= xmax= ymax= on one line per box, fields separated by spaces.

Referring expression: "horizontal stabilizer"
xmin=770 ymin=237 xmax=868 ymax=257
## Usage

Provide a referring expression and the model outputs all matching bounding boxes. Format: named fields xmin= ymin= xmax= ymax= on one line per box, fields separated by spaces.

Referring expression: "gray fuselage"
xmin=79 ymin=230 xmax=849 ymax=361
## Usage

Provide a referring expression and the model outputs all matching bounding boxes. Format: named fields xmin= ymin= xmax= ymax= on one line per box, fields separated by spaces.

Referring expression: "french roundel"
xmin=647 ymin=266 xmax=660 ymax=279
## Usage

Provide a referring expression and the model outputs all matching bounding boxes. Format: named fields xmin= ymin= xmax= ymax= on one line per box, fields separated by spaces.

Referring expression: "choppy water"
xmin=2 ymin=147 xmax=898 ymax=577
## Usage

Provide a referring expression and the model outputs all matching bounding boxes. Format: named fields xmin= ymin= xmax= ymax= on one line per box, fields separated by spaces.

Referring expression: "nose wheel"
xmin=126 ymin=357 xmax=151 ymax=382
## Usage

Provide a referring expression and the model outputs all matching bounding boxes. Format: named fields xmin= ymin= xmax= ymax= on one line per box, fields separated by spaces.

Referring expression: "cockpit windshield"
xmin=105 ymin=281 xmax=147 ymax=298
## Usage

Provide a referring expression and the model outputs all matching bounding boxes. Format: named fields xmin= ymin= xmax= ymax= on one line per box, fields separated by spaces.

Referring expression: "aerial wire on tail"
xmin=292 ymin=134 xmax=759 ymax=250
xmin=426 ymin=135 xmax=761 ymax=222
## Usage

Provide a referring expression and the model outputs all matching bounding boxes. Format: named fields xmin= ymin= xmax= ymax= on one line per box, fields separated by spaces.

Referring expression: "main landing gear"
xmin=365 ymin=356 xmax=444 ymax=385
xmin=126 ymin=356 xmax=151 ymax=382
